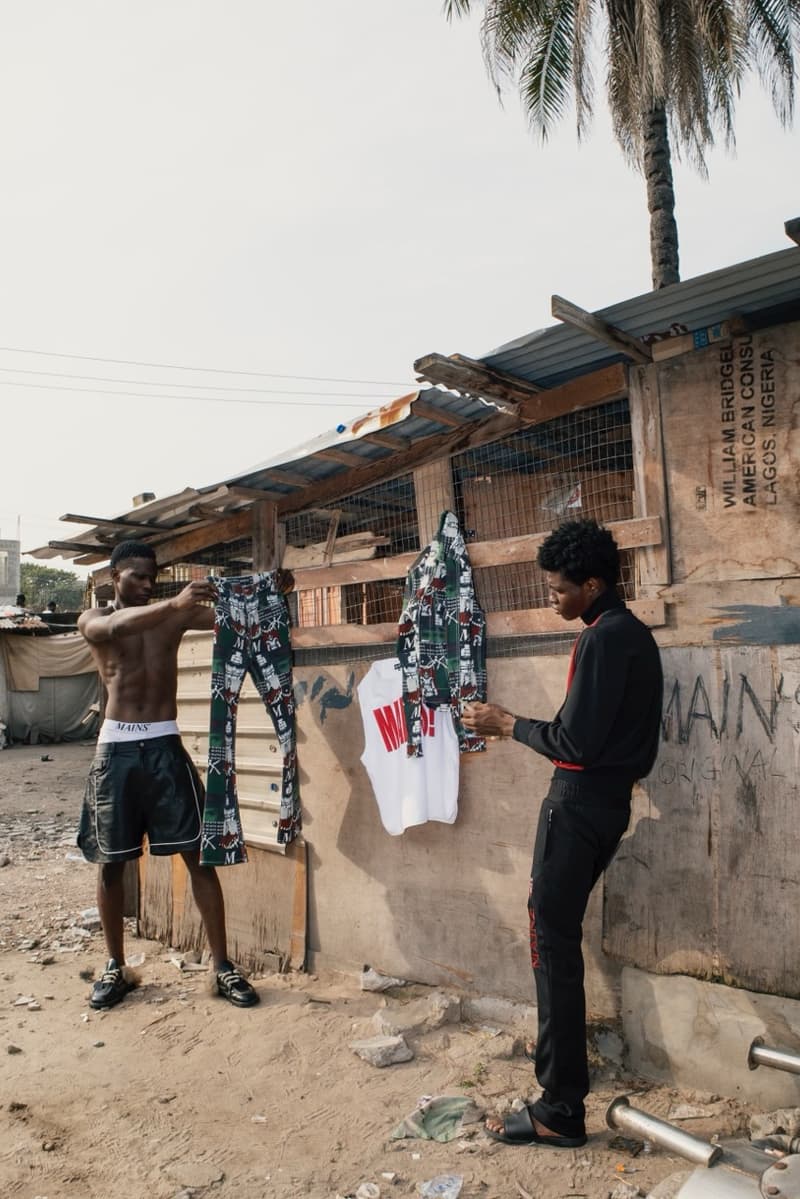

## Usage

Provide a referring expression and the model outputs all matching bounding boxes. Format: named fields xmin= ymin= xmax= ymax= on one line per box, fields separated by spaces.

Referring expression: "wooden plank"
xmin=275 ymin=409 xmax=518 ymax=518
xmin=224 ymin=483 xmax=287 ymax=501
xmin=411 ymin=398 xmax=470 ymax=427
xmin=649 ymin=321 xmax=732 ymax=362
xmin=59 ymin=511 xmax=169 ymax=530
xmin=284 ymin=532 xmax=387 ymax=569
xmin=171 ymin=854 xmax=188 ymax=935
xmin=47 ymin=538 xmax=116 ymax=555
xmin=659 ymin=327 xmax=800 ymax=583
xmin=262 ymin=467 xmax=314 ymax=488
xmin=517 ymin=362 xmax=628 ymax=426
xmin=487 ymin=598 xmax=666 ymax=635
xmin=147 ymin=507 xmax=254 ymax=564
xmin=291 ymin=516 xmax=662 ymax=591
xmin=314 ymin=446 xmax=370 ymax=468
xmin=628 ymin=365 xmax=671 ymax=588
xmin=361 ymin=430 xmax=410 ymax=452
xmin=187 ymin=502 xmax=234 ymax=519
xmin=287 ymin=838 xmax=308 ymax=972
xmin=551 ymin=294 xmax=652 ymax=364
xmin=90 ymin=507 xmax=256 ymax=586
xmin=413 ymin=459 xmax=456 ymax=546
xmin=413 ymin=350 xmax=544 ymax=405
xmin=290 ymin=597 xmax=666 ymax=646
xmin=252 ymin=500 xmax=279 ymax=571
xmin=292 ymin=621 xmax=397 ymax=646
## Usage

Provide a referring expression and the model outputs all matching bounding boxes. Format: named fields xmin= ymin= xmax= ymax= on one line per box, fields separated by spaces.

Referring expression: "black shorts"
xmin=77 ymin=735 xmax=204 ymax=863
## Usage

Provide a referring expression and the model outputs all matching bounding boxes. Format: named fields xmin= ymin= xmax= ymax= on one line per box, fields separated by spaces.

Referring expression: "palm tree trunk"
xmin=643 ymin=103 xmax=680 ymax=289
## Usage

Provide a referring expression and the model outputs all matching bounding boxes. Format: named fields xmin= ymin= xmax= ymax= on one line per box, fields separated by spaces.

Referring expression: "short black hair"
xmin=110 ymin=540 xmax=157 ymax=569
xmin=537 ymin=519 xmax=620 ymax=587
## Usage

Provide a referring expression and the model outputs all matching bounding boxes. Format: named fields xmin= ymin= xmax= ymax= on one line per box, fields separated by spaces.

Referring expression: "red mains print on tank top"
xmin=551 ymin=613 xmax=604 ymax=771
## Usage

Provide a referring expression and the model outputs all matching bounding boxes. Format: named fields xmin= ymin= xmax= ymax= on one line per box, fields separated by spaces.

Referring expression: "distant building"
xmin=0 ymin=540 xmax=20 ymax=604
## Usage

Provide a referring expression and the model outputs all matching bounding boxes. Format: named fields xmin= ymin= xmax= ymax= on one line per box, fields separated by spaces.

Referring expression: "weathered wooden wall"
xmin=603 ymin=321 xmax=800 ymax=996
xmin=606 ymin=643 xmax=800 ymax=996
xmin=142 ymin=649 xmax=624 ymax=1012
xmin=656 ymin=326 xmax=799 ymax=585
xmin=136 ymin=316 xmax=800 ymax=1008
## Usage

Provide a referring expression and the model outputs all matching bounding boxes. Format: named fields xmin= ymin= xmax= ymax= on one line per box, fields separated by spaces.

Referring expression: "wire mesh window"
xmin=452 ymin=398 xmax=636 ymax=613
xmin=140 ymin=399 xmax=636 ymax=641
xmin=285 ymin=475 xmax=418 ymax=628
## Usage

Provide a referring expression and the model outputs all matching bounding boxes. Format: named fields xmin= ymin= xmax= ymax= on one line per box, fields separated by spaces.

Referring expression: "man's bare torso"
xmin=87 ymin=609 xmax=186 ymax=722
xmin=78 ymin=560 xmax=216 ymax=726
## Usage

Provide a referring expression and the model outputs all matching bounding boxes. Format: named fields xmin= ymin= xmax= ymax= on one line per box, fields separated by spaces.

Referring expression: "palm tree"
xmin=443 ymin=0 xmax=799 ymax=288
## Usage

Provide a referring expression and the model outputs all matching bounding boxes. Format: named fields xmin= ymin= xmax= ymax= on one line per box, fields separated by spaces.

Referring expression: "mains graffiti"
xmin=605 ymin=643 xmax=800 ymax=992
xmin=660 ymin=668 xmax=797 ymax=744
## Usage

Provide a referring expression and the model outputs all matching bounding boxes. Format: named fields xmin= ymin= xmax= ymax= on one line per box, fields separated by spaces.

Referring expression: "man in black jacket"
xmin=462 ymin=518 xmax=663 ymax=1148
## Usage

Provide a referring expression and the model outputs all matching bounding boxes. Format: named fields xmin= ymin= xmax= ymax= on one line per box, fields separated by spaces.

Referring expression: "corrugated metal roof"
xmin=28 ymin=245 xmax=800 ymax=565
xmin=27 ymin=386 xmax=494 ymax=563
xmin=214 ymin=386 xmax=496 ymax=494
xmin=481 ymin=246 xmax=800 ymax=388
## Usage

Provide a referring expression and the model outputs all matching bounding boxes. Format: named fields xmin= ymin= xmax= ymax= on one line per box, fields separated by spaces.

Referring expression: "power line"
xmin=0 ymin=344 xmax=412 ymax=387
xmin=0 ymin=364 xmax=399 ymax=399
xmin=0 ymin=379 xmax=383 ymax=408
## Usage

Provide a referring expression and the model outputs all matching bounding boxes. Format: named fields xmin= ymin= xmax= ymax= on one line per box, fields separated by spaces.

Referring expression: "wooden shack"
xmin=31 ymin=243 xmax=800 ymax=1033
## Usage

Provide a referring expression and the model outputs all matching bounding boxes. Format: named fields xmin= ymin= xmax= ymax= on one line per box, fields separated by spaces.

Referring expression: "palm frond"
xmin=516 ymin=0 xmax=579 ymax=137
xmin=573 ymin=0 xmax=598 ymax=136
xmin=745 ymin=0 xmax=797 ymax=122
xmin=443 ymin=0 xmax=477 ymax=19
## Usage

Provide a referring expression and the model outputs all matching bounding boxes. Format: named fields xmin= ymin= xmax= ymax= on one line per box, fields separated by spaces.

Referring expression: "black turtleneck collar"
xmin=581 ymin=585 xmax=624 ymax=626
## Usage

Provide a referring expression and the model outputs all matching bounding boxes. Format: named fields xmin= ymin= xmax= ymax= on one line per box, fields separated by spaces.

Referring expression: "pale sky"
xmin=2 ymin=1 xmax=797 ymax=578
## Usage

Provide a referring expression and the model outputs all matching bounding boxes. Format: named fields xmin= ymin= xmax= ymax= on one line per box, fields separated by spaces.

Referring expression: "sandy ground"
xmin=0 ymin=743 xmax=758 ymax=1199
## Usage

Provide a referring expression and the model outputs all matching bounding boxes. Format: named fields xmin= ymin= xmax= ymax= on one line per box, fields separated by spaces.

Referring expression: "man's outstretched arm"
xmin=79 ymin=580 xmax=217 ymax=643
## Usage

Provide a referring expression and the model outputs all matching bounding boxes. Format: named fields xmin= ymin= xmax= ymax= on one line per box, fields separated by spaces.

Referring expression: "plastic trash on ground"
xmin=417 ymin=1175 xmax=463 ymax=1198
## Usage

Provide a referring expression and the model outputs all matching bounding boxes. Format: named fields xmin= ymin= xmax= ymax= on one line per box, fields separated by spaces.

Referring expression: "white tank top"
xmin=358 ymin=658 xmax=459 ymax=836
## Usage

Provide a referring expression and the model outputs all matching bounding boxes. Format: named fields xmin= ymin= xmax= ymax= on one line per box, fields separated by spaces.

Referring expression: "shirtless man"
xmin=78 ymin=540 xmax=258 ymax=1010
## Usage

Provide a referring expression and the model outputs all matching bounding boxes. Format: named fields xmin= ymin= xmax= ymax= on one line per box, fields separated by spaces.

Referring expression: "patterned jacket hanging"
xmin=396 ymin=510 xmax=487 ymax=757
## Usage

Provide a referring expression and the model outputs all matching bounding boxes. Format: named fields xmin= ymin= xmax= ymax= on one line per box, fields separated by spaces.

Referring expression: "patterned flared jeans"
xmin=201 ymin=573 xmax=300 ymax=865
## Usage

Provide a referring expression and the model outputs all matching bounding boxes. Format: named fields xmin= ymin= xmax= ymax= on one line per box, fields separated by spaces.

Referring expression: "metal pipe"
xmin=748 ymin=1037 xmax=800 ymax=1075
xmin=606 ymin=1096 xmax=722 ymax=1167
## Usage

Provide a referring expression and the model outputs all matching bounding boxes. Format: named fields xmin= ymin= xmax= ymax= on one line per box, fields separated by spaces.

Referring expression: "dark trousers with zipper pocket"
xmin=527 ymin=777 xmax=631 ymax=1137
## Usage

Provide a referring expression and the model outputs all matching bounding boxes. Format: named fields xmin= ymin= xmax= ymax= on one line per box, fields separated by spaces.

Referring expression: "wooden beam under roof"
xmin=262 ymin=467 xmax=316 ymax=488
xmin=413 ymin=351 xmax=543 ymax=408
xmin=44 ymin=539 xmax=116 ymax=556
xmin=314 ymin=446 xmax=370 ymax=469
xmin=411 ymin=398 xmax=470 ymax=428
xmin=82 ymin=360 xmax=632 ymax=576
xmin=361 ymin=431 xmax=410 ymax=452
xmin=551 ymin=295 xmax=652 ymax=364
xmin=517 ymin=362 xmax=628 ymax=425
xmin=59 ymin=511 xmax=171 ymax=530
xmin=90 ymin=507 xmax=256 ymax=587
xmin=224 ymin=483 xmax=288 ymax=502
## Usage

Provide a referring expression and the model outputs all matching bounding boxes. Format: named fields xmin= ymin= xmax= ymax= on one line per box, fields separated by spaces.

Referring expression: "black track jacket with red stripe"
xmin=512 ymin=588 xmax=663 ymax=804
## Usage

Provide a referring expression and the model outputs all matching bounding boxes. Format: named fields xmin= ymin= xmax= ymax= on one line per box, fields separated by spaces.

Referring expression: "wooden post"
xmin=628 ymin=364 xmax=671 ymax=591
xmin=413 ymin=459 xmax=457 ymax=547
xmin=251 ymin=500 xmax=284 ymax=571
